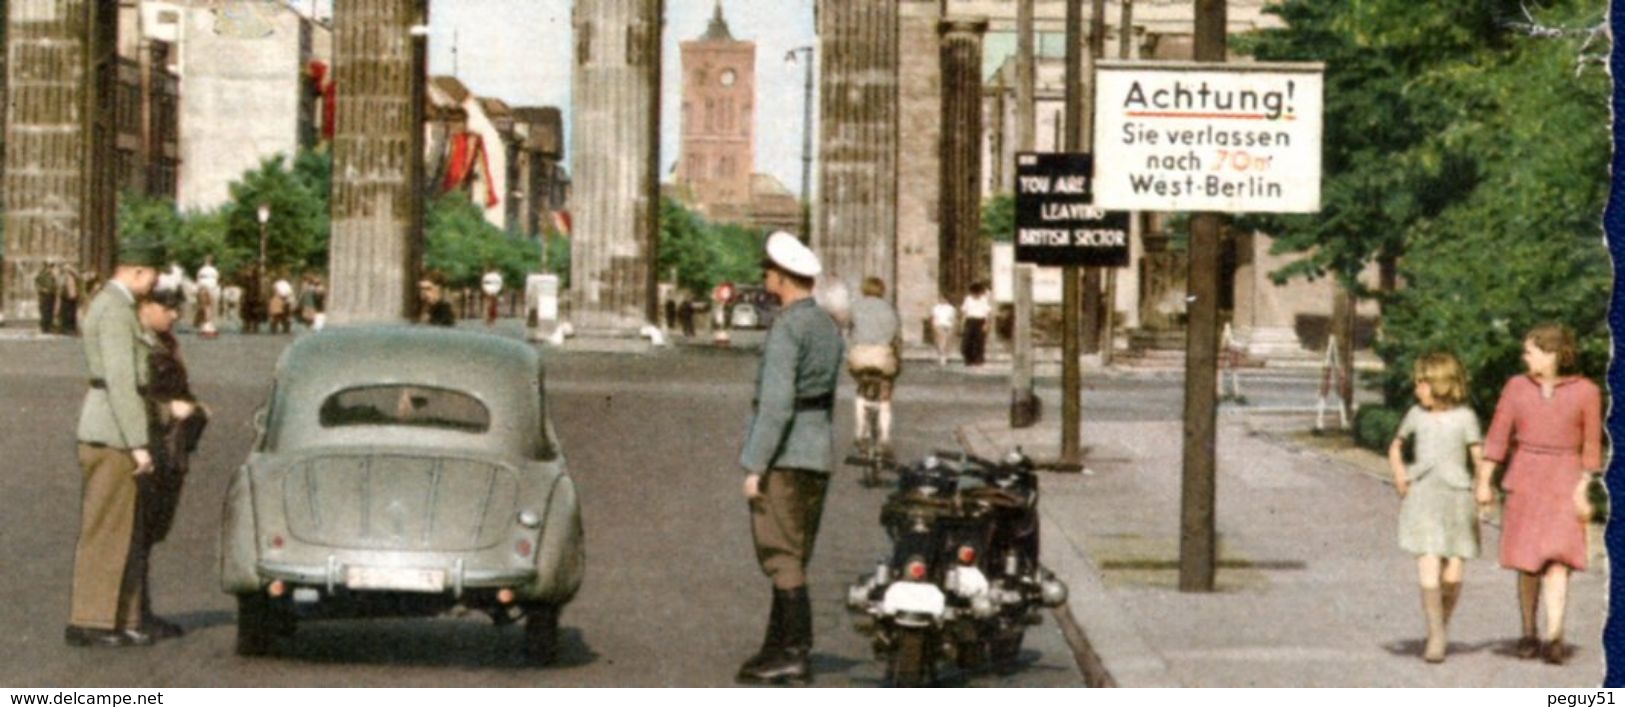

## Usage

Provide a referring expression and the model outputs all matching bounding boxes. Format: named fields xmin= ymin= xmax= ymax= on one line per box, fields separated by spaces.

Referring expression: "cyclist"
xmin=846 ymin=277 xmax=901 ymax=458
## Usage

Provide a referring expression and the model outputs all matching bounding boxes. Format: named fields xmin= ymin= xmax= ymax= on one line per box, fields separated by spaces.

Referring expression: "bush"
xmin=1353 ymin=404 xmax=1405 ymax=453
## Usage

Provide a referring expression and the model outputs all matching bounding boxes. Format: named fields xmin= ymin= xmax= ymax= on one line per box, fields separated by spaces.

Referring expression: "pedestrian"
xmin=35 ymin=259 xmax=58 ymax=334
xmin=960 ymin=281 xmax=991 ymax=367
xmin=931 ymin=296 xmax=957 ymax=366
xmin=679 ymin=297 xmax=696 ymax=338
xmin=846 ymin=276 xmax=900 ymax=458
xmin=298 ymin=275 xmax=324 ymax=329
xmin=269 ymin=275 xmax=294 ymax=335
xmin=239 ymin=266 xmax=263 ymax=334
xmin=1386 ymin=352 xmax=1484 ymax=663
xmin=195 ymin=257 xmax=220 ymax=338
xmin=127 ymin=286 xmax=208 ymax=640
xmin=665 ymin=296 xmax=678 ymax=331
xmin=1476 ymin=323 xmax=1602 ymax=665
xmin=66 ymin=238 xmax=161 ymax=647
xmin=58 ymin=263 xmax=82 ymax=336
xmin=735 ymin=231 xmax=844 ymax=685
xmin=481 ymin=267 xmax=504 ymax=327
xmin=418 ymin=272 xmax=456 ymax=327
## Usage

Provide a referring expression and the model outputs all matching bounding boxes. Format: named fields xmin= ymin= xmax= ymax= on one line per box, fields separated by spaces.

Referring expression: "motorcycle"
xmin=846 ymin=450 xmax=1069 ymax=687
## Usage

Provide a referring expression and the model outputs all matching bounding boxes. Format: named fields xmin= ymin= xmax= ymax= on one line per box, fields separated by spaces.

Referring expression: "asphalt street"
xmin=0 ymin=329 xmax=1215 ymax=687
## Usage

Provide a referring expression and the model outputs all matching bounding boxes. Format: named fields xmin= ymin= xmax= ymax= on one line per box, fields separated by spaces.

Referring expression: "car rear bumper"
xmin=258 ymin=559 xmax=539 ymax=598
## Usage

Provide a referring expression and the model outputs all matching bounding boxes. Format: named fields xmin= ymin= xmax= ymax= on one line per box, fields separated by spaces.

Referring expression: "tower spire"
xmin=701 ymin=0 xmax=734 ymax=41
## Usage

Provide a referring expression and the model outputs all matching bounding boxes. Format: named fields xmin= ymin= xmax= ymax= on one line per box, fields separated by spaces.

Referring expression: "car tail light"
xmin=268 ymin=580 xmax=287 ymax=598
xmin=906 ymin=560 xmax=927 ymax=580
xmin=270 ymin=534 xmax=285 ymax=549
xmin=957 ymin=546 xmax=977 ymax=565
xmin=515 ymin=539 xmax=533 ymax=558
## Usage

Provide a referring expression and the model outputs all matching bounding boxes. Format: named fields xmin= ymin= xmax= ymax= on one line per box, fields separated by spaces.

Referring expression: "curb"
xmin=958 ymin=422 xmax=1179 ymax=688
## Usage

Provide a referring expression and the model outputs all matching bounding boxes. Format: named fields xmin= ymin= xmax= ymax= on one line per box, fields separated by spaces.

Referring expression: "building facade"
xmin=176 ymin=1 xmax=330 ymax=212
xmin=677 ymin=3 xmax=754 ymax=212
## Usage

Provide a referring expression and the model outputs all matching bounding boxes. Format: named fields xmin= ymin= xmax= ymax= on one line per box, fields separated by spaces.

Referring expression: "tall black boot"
xmin=736 ymin=589 xmax=785 ymax=681
xmin=738 ymin=587 xmax=813 ymax=684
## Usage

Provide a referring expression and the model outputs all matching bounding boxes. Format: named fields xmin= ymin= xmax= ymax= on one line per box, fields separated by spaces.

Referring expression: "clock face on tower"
xmin=720 ymin=69 xmax=737 ymax=87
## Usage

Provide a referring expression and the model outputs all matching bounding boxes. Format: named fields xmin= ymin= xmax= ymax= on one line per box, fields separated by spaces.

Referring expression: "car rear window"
xmin=319 ymin=385 xmax=490 ymax=433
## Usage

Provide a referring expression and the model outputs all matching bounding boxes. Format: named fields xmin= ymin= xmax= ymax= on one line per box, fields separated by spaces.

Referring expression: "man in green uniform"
xmin=66 ymin=241 xmax=161 ymax=647
xmin=735 ymin=232 xmax=844 ymax=685
xmin=35 ymin=260 xmax=58 ymax=334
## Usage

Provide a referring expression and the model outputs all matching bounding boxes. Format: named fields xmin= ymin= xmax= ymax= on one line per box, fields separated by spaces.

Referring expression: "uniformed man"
xmin=66 ymin=240 xmax=161 ymax=647
xmin=735 ymin=231 xmax=844 ymax=685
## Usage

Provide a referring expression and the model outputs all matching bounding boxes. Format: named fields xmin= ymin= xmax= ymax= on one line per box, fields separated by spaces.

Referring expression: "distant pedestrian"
xmin=418 ymin=272 xmax=456 ymax=327
xmin=1387 ymin=352 xmax=1484 ymax=664
xmin=481 ymin=268 xmax=504 ymax=327
xmin=58 ymin=263 xmax=82 ymax=335
xmin=239 ymin=266 xmax=264 ymax=334
xmin=960 ymin=282 xmax=991 ymax=367
xmin=1476 ymin=323 xmax=1601 ymax=665
xmin=195 ymin=257 xmax=220 ymax=338
xmin=298 ymin=275 xmax=325 ymax=329
xmin=268 ymin=276 xmax=294 ymax=335
xmin=930 ymin=297 xmax=957 ymax=366
xmin=665 ymin=297 xmax=678 ymax=330
xmin=35 ymin=260 xmax=58 ymax=334
xmin=67 ymin=238 xmax=161 ymax=648
xmin=679 ymin=298 xmax=696 ymax=338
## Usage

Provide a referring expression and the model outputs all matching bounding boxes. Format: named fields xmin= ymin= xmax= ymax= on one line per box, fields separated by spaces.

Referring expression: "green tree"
xmin=980 ymin=193 xmax=1015 ymax=244
xmin=222 ymin=153 xmax=330 ymax=275
xmin=1240 ymin=0 xmax=1608 ymax=417
xmin=657 ymin=197 xmax=764 ymax=296
xmin=424 ymin=194 xmax=541 ymax=288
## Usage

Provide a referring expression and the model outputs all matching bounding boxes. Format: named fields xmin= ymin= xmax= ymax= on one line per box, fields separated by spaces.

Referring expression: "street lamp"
xmin=785 ymin=46 xmax=814 ymax=240
xmin=256 ymin=203 xmax=271 ymax=277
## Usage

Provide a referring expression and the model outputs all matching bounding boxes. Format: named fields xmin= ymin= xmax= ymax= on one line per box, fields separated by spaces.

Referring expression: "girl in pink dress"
xmin=1476 ymin=324 xmax=1602 ymax=665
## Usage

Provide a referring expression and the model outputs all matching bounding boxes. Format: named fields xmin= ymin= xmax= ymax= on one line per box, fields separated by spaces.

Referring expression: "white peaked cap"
xmin=765 ymin=231 xmax=821 ymax=278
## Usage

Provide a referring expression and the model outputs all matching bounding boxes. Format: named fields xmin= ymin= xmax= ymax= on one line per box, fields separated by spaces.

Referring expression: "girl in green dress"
xmin=1387 ymin=352 xmax=1488 ymax=664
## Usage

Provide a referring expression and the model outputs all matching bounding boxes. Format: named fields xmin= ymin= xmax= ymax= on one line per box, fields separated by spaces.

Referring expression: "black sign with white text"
xmin=1013 ymin=152 xmax=1130 ymax=267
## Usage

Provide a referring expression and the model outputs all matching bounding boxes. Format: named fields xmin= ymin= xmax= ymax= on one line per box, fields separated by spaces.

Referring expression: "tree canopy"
xmin=1239 ymin=0 xmax=1609 ymax=416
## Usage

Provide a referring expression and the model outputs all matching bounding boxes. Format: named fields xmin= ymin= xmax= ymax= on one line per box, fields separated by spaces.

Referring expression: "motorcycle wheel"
xmin=955 ymin=638 xmax=990 ymax=671
xmin=991 ymin=631 xmax=1025 ymax=668
xmin=890 ymin=628 xmax=934 ymax=688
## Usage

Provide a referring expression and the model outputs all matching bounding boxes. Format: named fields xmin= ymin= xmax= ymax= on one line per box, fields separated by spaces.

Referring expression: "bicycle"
xmin=845 ymin=368 xmax=896 ymax=487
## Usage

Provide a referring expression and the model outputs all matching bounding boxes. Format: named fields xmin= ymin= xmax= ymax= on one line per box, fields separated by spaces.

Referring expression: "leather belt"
xmin=752 ymin=393 xmax=835 ymax=412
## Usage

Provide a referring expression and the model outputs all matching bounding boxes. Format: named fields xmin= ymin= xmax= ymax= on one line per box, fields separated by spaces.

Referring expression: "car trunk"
xmin=280 ymin=453 xmax=520 ymax=551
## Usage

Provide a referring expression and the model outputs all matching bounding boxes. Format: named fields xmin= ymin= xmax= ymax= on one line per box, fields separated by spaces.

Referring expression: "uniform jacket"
xmin=739 ymin=297 xmax=845 ymax=474
xmin=76 ymin=282 xmax=151 ymax=449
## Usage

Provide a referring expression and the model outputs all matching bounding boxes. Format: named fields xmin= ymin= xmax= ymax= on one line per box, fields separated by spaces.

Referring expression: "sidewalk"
xmin=958 ymin=412 xmax=1608 ymax=687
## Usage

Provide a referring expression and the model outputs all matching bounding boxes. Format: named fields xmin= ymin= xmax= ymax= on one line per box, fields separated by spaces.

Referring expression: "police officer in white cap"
xmin=735 ymin=231 xmax=844 ymax=685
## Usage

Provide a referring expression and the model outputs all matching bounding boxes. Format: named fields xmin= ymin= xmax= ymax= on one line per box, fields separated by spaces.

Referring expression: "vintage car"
xmin=220 ymin=326 xmax=584 ymax=663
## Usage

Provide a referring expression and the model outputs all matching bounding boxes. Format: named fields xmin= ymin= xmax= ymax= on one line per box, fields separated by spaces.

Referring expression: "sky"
xmin=390 ymin=0 xmax=819 ymax=196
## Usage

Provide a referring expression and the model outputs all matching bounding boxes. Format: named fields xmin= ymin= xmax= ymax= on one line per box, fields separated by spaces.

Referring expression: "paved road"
xmin=0 ymin=332 xmax=1086 ymax=687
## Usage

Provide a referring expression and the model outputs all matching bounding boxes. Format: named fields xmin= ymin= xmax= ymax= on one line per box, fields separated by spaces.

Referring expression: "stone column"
xmin=327 ymin=0 xmax=426 ymax=324
xmin=571 ymin=0 xmax=662 ymax=334
xmin=814 ymin=0 xmax=898 ymax=295
xmin=2 ymin=0 xmax=116 ymax=321
xmin=892 ymin=0 xmax=940 ymax=346
xmin=938 ymin=17 xmax=986 ymax=305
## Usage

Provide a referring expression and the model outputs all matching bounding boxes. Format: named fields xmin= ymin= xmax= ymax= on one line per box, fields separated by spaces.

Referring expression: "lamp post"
xmin=257 ymin=203 xmax=271 ymax=277
xmin=785 ymin=46 xmax=814 ymax=241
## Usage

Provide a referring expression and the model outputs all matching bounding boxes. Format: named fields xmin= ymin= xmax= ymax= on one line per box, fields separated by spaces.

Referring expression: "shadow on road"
xmin=248 ymin=619 xmax=598 ymax=670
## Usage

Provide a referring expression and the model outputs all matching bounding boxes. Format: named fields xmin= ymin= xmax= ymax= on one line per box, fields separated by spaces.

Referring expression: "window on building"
xmin=705 ymin=99 xmax=716 ymax=132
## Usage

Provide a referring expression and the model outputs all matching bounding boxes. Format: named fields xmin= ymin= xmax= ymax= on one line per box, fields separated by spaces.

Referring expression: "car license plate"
xmin=345 ymin=567 xmax=446 ymax=593
xmin=881 ymin=581 xmax=946 ymax=618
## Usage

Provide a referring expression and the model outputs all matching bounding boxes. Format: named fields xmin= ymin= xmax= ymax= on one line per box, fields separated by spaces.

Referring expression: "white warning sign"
xmin=1092 ymin=61 xmax=1325 ymax=213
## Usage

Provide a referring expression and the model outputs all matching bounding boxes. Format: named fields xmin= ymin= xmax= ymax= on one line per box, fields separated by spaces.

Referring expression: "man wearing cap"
xmin=66 ymin=240 xmax=161 ymax=647
xmin=736 ymin=231 xmax=844 ymax=685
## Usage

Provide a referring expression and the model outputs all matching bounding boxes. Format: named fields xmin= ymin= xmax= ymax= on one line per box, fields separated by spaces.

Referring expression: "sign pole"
xmin=1178 ymin=0 xmax=1226 ymax=594
xmin=1060 ymin=0 xmax=1084 ymax=465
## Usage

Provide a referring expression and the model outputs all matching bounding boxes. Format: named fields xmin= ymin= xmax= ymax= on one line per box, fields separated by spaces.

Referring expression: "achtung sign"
xmin=1013 ymin=153 xmax=1130 ymax=267
xmin=1092 ymin=61 xmax=1325 ymax=213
